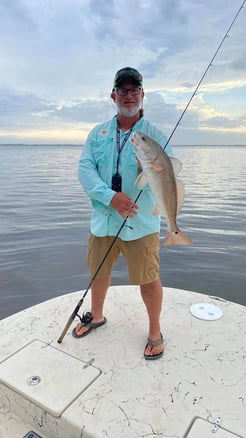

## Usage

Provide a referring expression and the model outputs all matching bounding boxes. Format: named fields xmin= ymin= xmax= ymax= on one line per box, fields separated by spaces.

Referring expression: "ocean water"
xmin=0 ymin=144 xmax=245 ymax=319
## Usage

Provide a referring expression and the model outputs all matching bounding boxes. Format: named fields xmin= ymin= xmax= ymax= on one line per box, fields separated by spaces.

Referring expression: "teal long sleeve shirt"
xmin=78 ymin=115 xmax=173 ymax=241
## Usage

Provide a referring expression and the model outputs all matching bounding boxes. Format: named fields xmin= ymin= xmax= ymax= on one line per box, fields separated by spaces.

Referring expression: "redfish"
xmin=131 ymin=132 xmax=193 ymax=247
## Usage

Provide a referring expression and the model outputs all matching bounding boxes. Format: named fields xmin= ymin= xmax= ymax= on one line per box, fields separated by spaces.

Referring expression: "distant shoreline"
xmin=0 ymin=144 xmax=245 ymax=148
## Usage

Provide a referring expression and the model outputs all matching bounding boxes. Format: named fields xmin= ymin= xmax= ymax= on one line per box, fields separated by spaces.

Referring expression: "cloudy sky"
xmin=0 ymin=0 xmax=245 ymax=145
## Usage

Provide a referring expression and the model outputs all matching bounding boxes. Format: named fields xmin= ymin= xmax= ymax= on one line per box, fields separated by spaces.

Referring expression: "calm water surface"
xmin=0 ymin=145 xmax=245 ymax=319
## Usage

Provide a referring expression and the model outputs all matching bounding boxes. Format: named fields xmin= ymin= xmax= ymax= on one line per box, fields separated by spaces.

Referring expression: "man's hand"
xmin=110 ymin=192 xmax=139 ymax=219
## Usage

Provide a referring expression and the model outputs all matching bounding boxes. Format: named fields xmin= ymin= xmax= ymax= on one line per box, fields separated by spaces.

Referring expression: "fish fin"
xmin=153 ymin=204 xmax=162 ymax=216
xmin=135 ymin=172 xmax=148 ymax=188
xmin=176 ymin=179 xmax=185 ymax=214
xmin=163 ymin=230 xmax=193 ymax=247
xmin=150 ymin=162 xmax=163 ymax=172
xmin=170 ymin=157 xmax=182 ymax=176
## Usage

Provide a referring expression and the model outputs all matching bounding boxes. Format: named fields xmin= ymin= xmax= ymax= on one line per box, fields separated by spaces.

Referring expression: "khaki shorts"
xmin=87 ymin=233 xmax=160 ymax=285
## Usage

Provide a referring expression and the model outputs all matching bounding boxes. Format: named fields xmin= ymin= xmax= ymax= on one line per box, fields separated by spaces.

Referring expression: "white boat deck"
xmin=0 ymin=286 xmax=245 ymax=438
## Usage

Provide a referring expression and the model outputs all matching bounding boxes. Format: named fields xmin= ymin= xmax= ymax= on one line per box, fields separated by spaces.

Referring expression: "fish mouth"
xmin=131 ymin=132 xmax=138 ymax=146
xmin=132 ymin=132 xmax=141 ymax=143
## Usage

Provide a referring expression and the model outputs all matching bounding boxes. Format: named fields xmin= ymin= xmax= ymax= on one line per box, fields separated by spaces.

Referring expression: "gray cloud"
xmin=202 ymin=114 xmax=246 ymax=129
xmin=0 ymin=0 xmax=245 ymax=144
xmin=0 ymin=84 xmax=244 ymax=137
xmin=53 ymin=100 xmax=115 ymax=123
xmin=0 ymin=88 xmax=57 ymax=130
xmin=0 ymin=1 xmax=35 ymax=32
xmin=230 ymin=55 xmax=246 ymax=71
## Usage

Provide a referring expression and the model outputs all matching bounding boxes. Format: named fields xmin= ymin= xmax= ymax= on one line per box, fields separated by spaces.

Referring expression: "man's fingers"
xmin=111 ymin=192 xmax=138 ymax=217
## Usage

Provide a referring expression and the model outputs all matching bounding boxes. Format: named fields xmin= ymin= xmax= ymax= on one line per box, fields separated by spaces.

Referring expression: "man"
xmin=72 ymin=67 xmax=173 ymax=360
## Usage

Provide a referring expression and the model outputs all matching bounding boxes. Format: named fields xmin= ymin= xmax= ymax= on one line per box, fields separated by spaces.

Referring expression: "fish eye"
xmin=141 ymin=135 xmax=146 ymax=141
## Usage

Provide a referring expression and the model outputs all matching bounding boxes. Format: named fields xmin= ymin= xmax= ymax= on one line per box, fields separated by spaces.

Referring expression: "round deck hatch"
xmin=190 ymin=303 xmax=223 ymax=320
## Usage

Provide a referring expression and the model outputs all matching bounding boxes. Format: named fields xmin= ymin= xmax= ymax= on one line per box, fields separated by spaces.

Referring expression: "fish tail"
xmin=163 ymin=230 xmax=193 ymax=247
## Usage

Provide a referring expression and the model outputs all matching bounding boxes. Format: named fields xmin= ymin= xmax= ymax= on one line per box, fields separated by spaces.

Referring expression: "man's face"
xmin=113 ymin=80 xmax=144 ymax=117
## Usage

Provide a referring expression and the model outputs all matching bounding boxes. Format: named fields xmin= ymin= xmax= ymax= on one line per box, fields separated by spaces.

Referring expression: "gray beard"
xmin=116 ymin=103 xmax=141 ymax=117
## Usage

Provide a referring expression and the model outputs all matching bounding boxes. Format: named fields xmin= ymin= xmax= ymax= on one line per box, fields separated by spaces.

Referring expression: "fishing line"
xmin=58 ymin=1 xmax=245 ymax=343
xmin=163 ymin=0 xmax=245 ymax=150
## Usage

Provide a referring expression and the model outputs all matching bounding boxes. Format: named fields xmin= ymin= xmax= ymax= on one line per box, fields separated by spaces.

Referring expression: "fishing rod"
xmin=163 ymin=0 xmax=245 ymax=150
xmin=57 ymin=190 xmax=142 ymax=343
xmin=57 ymin=1 xmax=245 ymax=343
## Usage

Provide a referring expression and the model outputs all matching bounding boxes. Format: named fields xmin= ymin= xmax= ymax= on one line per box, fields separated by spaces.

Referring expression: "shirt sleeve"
xmin=78 ymin=129 xmax=115 ymax=206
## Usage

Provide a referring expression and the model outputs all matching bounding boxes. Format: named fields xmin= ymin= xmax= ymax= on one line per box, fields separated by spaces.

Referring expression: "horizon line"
xmin=0 ymin=143 xmax=245 ymax=147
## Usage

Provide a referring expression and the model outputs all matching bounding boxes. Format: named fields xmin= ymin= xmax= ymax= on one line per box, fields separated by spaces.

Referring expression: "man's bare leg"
xmin=140 ymin=278 xmax=164 ymax=357
xmin=74 ymin=275 xmax=110 ymax=336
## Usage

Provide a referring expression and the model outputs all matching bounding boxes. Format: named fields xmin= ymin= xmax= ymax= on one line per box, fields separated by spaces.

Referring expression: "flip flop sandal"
xmin=144 ymin=333 xmax=164 ymax=360
xmin=72 ymin=317 xmax=107 ymax=339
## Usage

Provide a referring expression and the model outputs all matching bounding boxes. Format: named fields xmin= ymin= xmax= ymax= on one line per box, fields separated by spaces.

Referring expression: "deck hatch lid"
xmin=185 ymin=417 xmax=242 ymax=437
xmin=0 ymin=339 xmax=100 ymax=417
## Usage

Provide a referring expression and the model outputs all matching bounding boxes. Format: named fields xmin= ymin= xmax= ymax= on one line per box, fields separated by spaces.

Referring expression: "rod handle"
xmin=57 ymin=301 xmax=83 ymax=343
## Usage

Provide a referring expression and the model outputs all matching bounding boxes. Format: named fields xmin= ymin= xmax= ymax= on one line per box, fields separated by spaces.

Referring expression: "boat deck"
xmin=0 ymin=286 xmax=245 ymax=438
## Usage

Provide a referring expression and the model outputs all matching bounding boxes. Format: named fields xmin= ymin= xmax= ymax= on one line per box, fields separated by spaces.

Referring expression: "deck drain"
xmin=27 ymin=375 xmax=41 ymax=386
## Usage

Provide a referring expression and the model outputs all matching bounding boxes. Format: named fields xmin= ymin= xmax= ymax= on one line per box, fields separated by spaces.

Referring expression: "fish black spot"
xmin=175 ymin=231 xmax=179 ymax=235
